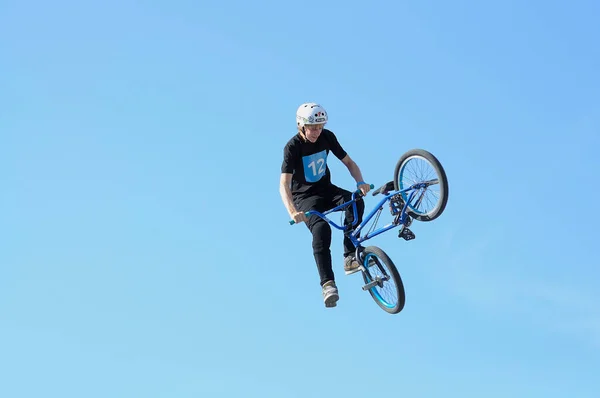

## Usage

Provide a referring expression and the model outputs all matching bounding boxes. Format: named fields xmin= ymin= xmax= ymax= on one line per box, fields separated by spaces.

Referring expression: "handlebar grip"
xmin=355 ymin=183 xmax=375 ymax=195
xmin=289 ymin=211 xmax=311 ymax=225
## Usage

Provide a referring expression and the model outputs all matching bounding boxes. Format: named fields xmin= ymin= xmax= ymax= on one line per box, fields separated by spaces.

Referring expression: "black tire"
xmin=393 ymin=149 xmax=449 ymax=222
xmin=361 ymin=246 xmax=405 ymax=314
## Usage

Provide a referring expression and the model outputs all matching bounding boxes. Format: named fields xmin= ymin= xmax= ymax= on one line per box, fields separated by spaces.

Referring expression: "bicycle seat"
xmin=372 ymin=181 xmax=395 ymax=196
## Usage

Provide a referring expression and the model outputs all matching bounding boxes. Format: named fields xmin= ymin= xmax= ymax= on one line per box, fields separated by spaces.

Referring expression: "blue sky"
xmin=2 ymin=0 xmax=599 ymax=397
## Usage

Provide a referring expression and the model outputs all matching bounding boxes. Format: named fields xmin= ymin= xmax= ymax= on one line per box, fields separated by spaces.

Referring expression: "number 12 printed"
xmin=302 ymin=150 xmax=327 ymax=182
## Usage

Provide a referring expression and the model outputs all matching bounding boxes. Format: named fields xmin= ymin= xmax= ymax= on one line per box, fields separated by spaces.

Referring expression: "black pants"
xmin=294 ymin=185 xmax=365 ymax=286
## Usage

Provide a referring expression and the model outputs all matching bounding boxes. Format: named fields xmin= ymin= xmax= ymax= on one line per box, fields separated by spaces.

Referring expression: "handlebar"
xmin=289 ymin=183 xmax=374 ymax=225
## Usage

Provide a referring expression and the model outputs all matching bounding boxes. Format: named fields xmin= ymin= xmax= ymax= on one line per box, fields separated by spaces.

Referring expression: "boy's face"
xmin=303 ymin=123 xmax=324 ymax=143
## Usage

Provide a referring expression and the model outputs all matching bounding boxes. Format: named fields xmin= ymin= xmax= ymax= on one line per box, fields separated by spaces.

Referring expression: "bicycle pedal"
xmin=399 ymin=228 xmax=415 ymax=241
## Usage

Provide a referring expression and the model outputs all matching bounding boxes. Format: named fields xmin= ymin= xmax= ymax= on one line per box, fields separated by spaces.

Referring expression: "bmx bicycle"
xmin=290 ymin=149 xmax=449 ymax=314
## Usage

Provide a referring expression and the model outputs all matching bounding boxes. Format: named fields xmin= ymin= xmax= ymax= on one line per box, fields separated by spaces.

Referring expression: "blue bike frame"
xmin=300 ymin=182 xmax=429 ymax=247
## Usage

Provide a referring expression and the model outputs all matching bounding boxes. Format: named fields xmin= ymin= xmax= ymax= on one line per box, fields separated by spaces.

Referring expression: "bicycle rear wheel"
xmin=393 ymin=149 xmax=449 ymax=222
xmin=361 ymin=246 xmax=405 ymax=314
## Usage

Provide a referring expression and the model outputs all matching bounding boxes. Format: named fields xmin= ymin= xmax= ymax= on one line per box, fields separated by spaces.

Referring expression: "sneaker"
xmin=322 ymin=281 xmax=339 ymax=308
xmin=344 ymin=255 xmax=361 ymax=275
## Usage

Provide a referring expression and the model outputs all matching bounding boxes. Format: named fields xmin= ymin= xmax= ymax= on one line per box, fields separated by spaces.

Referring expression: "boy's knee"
xmin=311 ymin=219 xmax=331 ymax=237
xmin=311 ymin=220 xmax=331 ymax=250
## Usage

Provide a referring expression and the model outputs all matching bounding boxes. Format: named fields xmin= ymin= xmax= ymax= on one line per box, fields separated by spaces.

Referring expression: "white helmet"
xmin=296 ymin=103 xmax=328 ymax=127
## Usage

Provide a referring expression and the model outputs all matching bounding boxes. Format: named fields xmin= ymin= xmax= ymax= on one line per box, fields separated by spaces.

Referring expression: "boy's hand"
xmin=292 ymin=211 xmax=308 ymax=224
xmin=358 ymin=182 xmax=371 ymax=196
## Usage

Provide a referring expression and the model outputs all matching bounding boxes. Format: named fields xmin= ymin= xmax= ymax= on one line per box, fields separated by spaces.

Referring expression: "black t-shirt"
xmin=281 ymin=129 xmax=347 ymax=199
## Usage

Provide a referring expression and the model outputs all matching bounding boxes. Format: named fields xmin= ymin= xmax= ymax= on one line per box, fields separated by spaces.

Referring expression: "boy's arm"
xmin=280 ymin=173 xmax=308 ymax=223
xmin=341 ymin=154 xmax=371 ymax=194
xmin=279 ymin=173 xmax=297 ymax=216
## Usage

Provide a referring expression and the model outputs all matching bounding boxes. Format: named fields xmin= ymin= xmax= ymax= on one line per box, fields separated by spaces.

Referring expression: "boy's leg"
xmin=327 ymin=186 xmax=365 ymax=275
xmin=329 ymin=186 xmax=365 ymax=257
xmin=294 ymin=195 xmax=336 ymax=286
xmin=306 ymin=215 xmax=336 ymax=286
xmin=294 ymin=194 xmax=339 ymax=307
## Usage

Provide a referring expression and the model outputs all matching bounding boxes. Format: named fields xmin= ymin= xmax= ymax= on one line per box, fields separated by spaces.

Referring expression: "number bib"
xmin=302 ymin=150 xmax=327 ymax=182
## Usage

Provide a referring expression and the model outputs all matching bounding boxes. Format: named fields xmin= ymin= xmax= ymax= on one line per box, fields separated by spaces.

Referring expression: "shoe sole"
xmin=344 ymin=267 xmax=361 ymax=275
xmin=324 ymin=293 xmax=339 ymax=307
xmin=345 ymin=259 xmax=376 ymax=275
